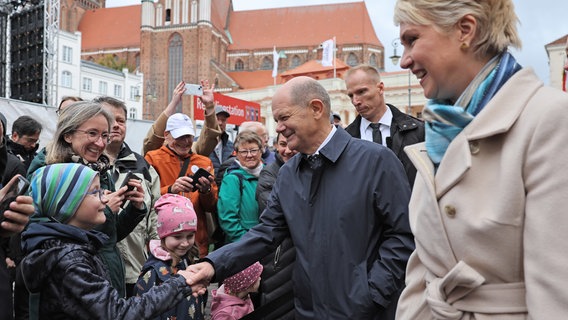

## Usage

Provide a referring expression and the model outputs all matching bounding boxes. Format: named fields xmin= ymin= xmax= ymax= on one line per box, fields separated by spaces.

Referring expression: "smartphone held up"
xmin=184 ymin=83 xmax=203 ymax=96
xmin=0 ymin=175 xmax=30 ymax=223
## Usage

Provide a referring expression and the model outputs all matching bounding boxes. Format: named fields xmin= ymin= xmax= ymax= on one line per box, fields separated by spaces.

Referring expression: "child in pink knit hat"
xmin=134 ymin=194 xmax=206 ymax=320
xmin=210 ymin=262 xmax=263 ymax=320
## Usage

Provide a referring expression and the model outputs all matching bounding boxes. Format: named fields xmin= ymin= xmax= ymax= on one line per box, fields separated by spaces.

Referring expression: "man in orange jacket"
xmin=145 ymin=113 xmax=218 ymax=257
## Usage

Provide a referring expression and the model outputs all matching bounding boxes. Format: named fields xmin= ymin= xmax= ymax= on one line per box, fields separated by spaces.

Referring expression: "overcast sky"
xmin=108 ymin=0 xmax=568 ymax=84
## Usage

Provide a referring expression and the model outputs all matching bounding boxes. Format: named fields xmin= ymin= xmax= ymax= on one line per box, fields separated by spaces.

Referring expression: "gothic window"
xmin=235 ymin=59 xmax=244 ymax=71
xmin=291 ymin=55 xmax=301 ymax=68
xmin=347 ymin=53 xmax=359 ymax=67
xmin=168 ymin=33 xmax=183 ymax=106
xmin=260 ymin=56 xmax=273 ymax=70
xmin=369 ymin=53 xmax=377 ymax=67
xmin=166 ymin=9 xmax=171 ymax=22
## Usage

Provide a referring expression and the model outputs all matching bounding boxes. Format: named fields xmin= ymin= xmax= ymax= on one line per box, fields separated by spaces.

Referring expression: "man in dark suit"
xmin=186 ymin=76 xmax=414 ymax=319
xmin=344 ymin=64 xmax=424 ymax=186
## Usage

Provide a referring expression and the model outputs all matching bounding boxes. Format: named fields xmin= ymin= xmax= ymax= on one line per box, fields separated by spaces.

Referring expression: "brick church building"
xmin=64 ymin=0 xmax=385 ymax=120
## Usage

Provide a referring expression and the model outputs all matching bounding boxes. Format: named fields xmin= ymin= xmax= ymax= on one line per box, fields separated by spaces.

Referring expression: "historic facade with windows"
xmin=71 ymin=0 xmax=384 ymax=120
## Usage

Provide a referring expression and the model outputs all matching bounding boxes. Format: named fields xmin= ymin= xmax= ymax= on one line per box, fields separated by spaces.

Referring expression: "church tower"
xmin=60 ymin=0 xmax=105 ymax=32
xmin=140 ymin=0 xmax=231 ymax=119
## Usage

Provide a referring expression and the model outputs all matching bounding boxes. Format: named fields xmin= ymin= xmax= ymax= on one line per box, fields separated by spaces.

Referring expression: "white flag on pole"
xmin=321 ymin=38 xmax=334 ymax=67
xmin=272 ymin=46 xmax=279 ymax=78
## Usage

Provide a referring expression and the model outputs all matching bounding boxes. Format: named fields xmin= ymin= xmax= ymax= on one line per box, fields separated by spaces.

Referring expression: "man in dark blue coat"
xmin=187 ymin=76 xmax=414 ymax=319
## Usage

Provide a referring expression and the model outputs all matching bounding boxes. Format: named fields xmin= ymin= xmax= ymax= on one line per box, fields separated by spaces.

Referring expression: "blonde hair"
xmin=344 ymin=64 xmax=382 ymax=84
xmin=46 ymin=102 xmax=114 ymax=164
xmin=394 ymin=0 xmax=521 ymax=59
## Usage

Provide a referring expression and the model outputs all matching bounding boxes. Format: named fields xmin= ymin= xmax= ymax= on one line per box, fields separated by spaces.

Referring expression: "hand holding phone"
xmin=119 ymin=171 xmax=143 ymax=208
xmin=120 ymin=171 xmax=142 ymax=192
xmin=188 ymin=166 xmax=213 ymax=190
xmin=0 ymin=175 xmax=30 ymax=223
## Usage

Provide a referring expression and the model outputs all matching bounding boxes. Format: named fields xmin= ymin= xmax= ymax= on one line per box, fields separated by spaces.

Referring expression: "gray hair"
xmin=46 ymin=102 xmax=114 ymax=164
xmin=289 ymin=77 xmax=331 ymax=116
xmin=234 ymin=131 xmax=263 ymax=151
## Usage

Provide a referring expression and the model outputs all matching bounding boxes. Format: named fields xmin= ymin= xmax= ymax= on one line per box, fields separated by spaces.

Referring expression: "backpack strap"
xmin=178 ymin=157 xmax=191 ymax=178
xmin=231 ymin=172 xmax=245 ymax=196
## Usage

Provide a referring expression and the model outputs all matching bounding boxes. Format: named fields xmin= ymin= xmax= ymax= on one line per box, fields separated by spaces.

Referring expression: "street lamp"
xmin=390 ymin=38 xmax=412 ymax=115
xmin=389 ymin=39 xmax=401 ymax=65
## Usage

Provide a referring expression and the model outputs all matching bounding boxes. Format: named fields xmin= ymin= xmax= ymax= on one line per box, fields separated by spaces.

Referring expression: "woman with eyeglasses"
xmin=217 ymin=131 xmax=264 ymax=244
xmin=27 ymin=102 xmax=147 ymax=298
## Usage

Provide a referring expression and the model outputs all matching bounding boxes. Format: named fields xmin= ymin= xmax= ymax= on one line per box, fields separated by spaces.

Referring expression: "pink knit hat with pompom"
xmin=224 ymin=262 xmax=263 ymax=294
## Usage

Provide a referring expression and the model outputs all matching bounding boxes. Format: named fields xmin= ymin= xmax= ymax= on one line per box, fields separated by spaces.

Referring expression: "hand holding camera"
xmin=188 ymin=165 xmax=213 ymax=194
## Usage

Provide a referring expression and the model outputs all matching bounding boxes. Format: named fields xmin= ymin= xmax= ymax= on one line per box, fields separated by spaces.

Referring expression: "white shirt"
xmin=359 ymin=107 xmax=392 ymax=146
xmin=312 ymin=125 xmax=337 ymax=155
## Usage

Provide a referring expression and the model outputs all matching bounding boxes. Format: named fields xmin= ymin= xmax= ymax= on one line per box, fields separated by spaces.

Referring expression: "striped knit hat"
xmin=30 ymin=163 xmax=99 ymax=224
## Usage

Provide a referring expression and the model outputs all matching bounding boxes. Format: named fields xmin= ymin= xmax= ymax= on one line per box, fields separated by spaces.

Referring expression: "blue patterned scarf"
xmin=423 ymin=51 xmax=521 ymax=167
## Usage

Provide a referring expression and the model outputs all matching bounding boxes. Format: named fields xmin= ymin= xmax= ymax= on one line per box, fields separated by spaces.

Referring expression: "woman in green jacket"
xmin=217 ymin=131 xmax=264 ymax=244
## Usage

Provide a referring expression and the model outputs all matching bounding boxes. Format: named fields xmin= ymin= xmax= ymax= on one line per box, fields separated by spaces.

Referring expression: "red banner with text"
xmin=194 ymin=93 xmax=261 ymax=125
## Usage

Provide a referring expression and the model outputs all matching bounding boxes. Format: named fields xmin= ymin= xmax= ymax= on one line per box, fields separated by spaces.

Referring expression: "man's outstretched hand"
xmin=179 ymin=261 xmax=215 ymax=297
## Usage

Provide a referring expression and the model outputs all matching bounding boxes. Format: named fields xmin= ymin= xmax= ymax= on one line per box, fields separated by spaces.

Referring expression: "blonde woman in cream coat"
xmin=393 ymin=0 xmax=568 ymax=318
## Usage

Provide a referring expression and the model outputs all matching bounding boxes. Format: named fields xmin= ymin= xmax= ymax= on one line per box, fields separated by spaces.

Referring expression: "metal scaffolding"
xmin=43 ymin=0 xmax=59 ymax=106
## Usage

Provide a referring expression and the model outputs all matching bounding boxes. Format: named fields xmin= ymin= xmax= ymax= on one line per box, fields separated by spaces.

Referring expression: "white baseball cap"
xmin=166 ymin=113 xmax=196 ymax=139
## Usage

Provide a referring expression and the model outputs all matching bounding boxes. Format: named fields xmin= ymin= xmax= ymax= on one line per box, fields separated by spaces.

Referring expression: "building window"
xmin=129 ymin=107 xmax=137 ymax=119
xmin=347 ymin=53 xmax=359 ymax=67
xmin=62 ymin=46 xmax=72 ymax=63
xmin=61 ymin=71 xmax=72 ymax=88
xmin=114 ymin=84 xmax=122 ymax=98
xmin=260 ymin=56 xmax=273 ymax=70
xmin=130 ymin=86 xmax=140 ymax=101
xmin=99 ymin=81 xmax=108 ymax=94
xmin=291 ymin=55 xmax=301 ymax=68
xmin=165 ymin=8 xmax=171 ymax=22
xmin=82 ymin=77 xmax=92 ymax=92
xmin=135 ymin=54 xmax=140 ymax=70
xmin=168 ymin=33 xmax=183 ymax=105
xmin=235 ymin=59 xmax=244 ymax=71
xmin=369 ymin=53 xmax=377 ymax=67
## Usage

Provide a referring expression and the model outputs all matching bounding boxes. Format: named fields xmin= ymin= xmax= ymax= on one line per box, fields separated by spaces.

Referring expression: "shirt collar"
xmin=361 ymin=106 xmax=393 ymax=129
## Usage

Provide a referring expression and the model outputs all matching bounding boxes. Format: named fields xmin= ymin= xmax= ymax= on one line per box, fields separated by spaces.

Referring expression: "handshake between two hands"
xmin=178 ymin=261 xmax=215 ymax=297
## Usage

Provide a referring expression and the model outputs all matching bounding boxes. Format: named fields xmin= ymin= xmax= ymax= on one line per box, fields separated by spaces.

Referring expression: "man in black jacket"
xmin=5 ymin=115 xmax=42 ymax=171
xmin=344 ymin=64 xmax=424 ymax=186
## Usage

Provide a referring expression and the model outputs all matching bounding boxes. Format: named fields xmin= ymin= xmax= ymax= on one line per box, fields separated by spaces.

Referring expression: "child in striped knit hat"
xmin=20 ymin=163 xmax=199 ymax=319
xmin=211 ymin=262 xmax=263 ymax=320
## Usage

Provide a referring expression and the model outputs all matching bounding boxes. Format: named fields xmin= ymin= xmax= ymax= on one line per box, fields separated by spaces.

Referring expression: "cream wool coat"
xmin=396 ymin=69 xmax=568 ymax=319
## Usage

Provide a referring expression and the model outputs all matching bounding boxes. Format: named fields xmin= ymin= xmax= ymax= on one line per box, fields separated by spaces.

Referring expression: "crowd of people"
xmin=1 ymin=0 xmax=568 ymax=319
